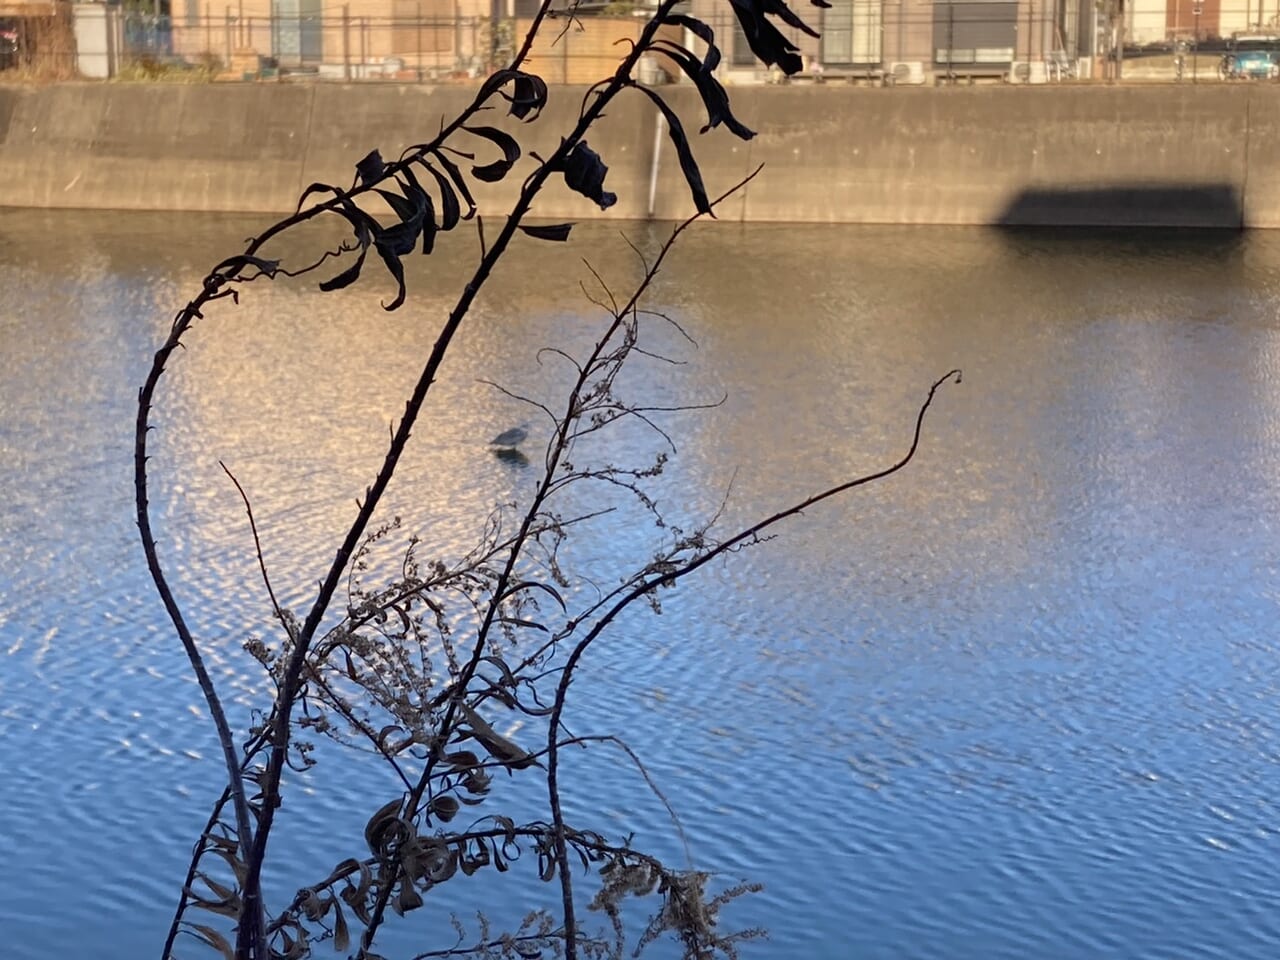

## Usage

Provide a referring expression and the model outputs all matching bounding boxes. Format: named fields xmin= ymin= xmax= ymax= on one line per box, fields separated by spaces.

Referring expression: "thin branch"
xmin=160 ymin=787 xmax=233 ymax=959
xmin=540 ymin=163 xmax=770 ymax=960
xmin=619 ymin=230 xmax=651 ymax=276
xmin=303 ymin=667 xmax=416 ymax=793
xmin=536 ymin=346 xmax=586 ymax=375
xmin=475 ymin=379 xmax=558 ymax=425
xmin=220 ymin=461 xmax=285 ymax=625
xmin=637 ymin=307 xmax=698 ymax=347
xmin=577 ymin=279 xmax=617 ymax=317
xmin=592 ymin=734 xmax=692 ymax=868
xmin=543 ymin=368 xmax=961 ymax=958
xmin=580 ymin=259 xmax=619 ymax=317
xmin=276 ymin=242 xmax=357 ymax=279
xmin=631 ymin=345 xmax=687 ymax=366
xmin=410 ymin=931 xmax=568 ymax=960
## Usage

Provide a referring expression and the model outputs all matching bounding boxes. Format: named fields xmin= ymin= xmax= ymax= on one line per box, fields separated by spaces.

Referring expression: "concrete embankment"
xmin=1 ymin=82 xmax=1277 ymax=227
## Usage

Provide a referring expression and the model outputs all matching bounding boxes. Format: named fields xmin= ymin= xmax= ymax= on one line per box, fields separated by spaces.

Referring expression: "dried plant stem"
xmin=543 ymin=368 xmax=961 ymax=958
xmin=350 ymin=2 xmax=691 ymax=949
xmin=135 ymin=0 xmax=934 ymax=957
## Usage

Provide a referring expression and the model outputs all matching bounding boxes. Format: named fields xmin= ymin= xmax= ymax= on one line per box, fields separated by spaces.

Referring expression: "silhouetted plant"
xmin=135 ymin=3 xmax=959 ymax=960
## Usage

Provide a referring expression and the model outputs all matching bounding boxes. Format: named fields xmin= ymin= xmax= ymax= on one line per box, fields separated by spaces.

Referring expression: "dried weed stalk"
xmin=135 ymin=3 xmax=959 ymax=959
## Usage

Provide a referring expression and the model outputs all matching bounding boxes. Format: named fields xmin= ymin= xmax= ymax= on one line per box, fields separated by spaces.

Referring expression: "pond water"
xmin=3 ymin=209 xmax=1280 ymax=960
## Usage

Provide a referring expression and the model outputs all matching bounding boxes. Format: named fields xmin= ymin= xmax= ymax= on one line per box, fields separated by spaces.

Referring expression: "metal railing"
xmin=119 ymin=12 xmax=489 ymax=82
xmin=3 ymin=3 xmax=1280 ymax=85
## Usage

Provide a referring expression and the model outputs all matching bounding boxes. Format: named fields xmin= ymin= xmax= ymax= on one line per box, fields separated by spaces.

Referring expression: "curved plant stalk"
xmin=136 ymin=0 xmax=921 ymax=957
xmin=244 ymin=7 xmax=687 ymax=951
xmin=351 ymin=159 xmax=765 ymax=955
xmin=139 ymin=5 xmax=568 ymax=954
xmin=541 ymin=368 xmax=961 ymax=953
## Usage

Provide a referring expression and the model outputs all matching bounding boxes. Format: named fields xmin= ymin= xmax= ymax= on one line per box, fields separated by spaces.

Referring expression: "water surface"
xmin=2 ymin=209 xmax=1280 ymax=959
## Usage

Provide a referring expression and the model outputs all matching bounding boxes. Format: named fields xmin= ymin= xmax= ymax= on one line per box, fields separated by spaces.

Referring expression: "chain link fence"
xmin=2 ymin=3 xmax=1280 ymax=84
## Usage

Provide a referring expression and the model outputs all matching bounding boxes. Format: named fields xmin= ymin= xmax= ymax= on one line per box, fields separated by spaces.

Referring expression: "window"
xmin=932 ymin=2 xmax=1017 ymax=65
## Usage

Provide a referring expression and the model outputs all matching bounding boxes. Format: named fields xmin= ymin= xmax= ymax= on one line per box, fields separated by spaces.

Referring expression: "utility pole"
xmin=1193 ymin=1 xmax=1202 ymax=82
xmin=490 ymin=0 xmax=501 ymax=68
xmin=1112 ymin=0 xmax=1124 ymax=80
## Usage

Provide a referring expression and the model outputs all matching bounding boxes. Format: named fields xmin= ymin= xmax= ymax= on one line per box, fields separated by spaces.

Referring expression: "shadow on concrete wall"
xmin=996 ymin=184 xmax=1243 ymax=230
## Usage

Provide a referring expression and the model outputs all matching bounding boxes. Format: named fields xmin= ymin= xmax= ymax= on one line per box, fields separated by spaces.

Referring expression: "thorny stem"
xmin=136 ymin=329 xmax=264 ymax=951
xmin=137 ymin=1 xmax=576 ymax=954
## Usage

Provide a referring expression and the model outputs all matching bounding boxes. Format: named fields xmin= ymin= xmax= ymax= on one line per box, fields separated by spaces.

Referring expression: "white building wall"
xmin=1127 ymin=0 xmax=1169 ymax=43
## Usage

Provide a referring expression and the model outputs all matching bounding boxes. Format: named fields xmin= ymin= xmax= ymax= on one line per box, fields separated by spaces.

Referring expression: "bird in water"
xmin=489 ymin=422 xmax=530 ymax=449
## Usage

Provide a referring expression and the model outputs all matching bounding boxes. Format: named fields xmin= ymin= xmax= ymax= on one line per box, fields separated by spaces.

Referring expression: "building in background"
xmin=168 ymin=0 xmax=493 ymax=77
xmin=12 ymin=0 xmax=1275 ymax=82
xmin=691 ymin=0 xmax=1094 ymax=82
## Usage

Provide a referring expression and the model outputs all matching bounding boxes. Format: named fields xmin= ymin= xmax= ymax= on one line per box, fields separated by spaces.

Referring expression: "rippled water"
xmin=3 ymin=209 xmax=1280 ymax=959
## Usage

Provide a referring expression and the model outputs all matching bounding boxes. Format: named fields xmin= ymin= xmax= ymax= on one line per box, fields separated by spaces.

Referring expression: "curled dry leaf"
xmin=428 ymin=794 xmax=460 ymax=822
xmin=456 ymin=702 xmax=540 ymax=770
xmin=364 ymin=796 xmax=405 ymax=854
xmin=561 ymin=141 xmax=617 ymax=210
xmin=356 ymin=149 xmax=387 ymax=186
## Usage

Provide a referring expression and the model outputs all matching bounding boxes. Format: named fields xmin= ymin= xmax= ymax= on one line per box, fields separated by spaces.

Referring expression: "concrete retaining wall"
xmin=1 ymin=82 xmax=1277 ymax=227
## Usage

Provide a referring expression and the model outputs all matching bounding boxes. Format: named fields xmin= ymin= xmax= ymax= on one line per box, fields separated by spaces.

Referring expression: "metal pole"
xmin=1193 ymin=5 xmax=1200 ymax=82
xmin=453 ymin=0 xmax=461 ymax=74
xmin=489 ymin=0 xmax=499 ymax=68
xmin=646 ymin=110 xmax=664 ymax=218
xmin=1114 ymin=0 xmax=1123 ymax=81
xmin=1027 ymin=0 xmax=1033 ymax=65
xmin=897 ymin=0 xmax=904 ymax=68
xmin=416 ymin=1 xmax=422 ymax=81
xmin=342 ymin=4 xmax=350 ymax=81
xmin=947 ymin=2 xmax=954 ymax=83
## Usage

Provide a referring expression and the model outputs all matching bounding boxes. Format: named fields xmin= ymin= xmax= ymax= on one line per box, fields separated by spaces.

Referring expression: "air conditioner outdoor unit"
xmin=889 ymin=61 xmax=926 ymax=84
xmin=1008 ymin=60 xmax=1031 ymax=83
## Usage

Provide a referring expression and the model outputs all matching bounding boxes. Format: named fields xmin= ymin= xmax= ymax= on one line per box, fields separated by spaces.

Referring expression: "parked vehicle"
xmin=1219 ymin=34 xmax=1280 ymax=80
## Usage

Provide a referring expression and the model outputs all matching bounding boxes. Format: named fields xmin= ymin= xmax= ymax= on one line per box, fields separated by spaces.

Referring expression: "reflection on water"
xmin=492 ymin=447 xmax=531 ymax=468
xmin=4 ymin=209 xmax=1280 ymax=959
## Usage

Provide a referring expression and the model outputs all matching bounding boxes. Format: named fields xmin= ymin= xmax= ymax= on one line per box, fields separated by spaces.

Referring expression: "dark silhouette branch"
xmin=543 ymin=368 xmax=962 ymax=958
xmin=137 ymin=1 xmax=937 ymax=957
xmin=220 ymin=461 xmax=285 ymax=626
